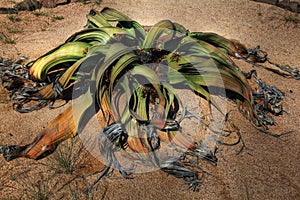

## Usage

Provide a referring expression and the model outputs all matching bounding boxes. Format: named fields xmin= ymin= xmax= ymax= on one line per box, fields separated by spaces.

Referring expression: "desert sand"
xmin=0 ymin=0 xmax=299 ymax=199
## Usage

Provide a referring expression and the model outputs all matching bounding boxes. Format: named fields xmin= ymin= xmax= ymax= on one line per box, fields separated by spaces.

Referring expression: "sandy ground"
xmin=0 ymin=0 xmax=300 ymax=199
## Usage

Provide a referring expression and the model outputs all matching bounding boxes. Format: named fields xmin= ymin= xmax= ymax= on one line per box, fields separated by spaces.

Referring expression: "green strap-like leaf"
xmin=130 ymin=65 xmax=167 ymax=128
xmin=95 ymin=43 xmax=136 ymax=115
xmin=85 ymin=9 xmax=112 ymax=28
xmin=109 ymin=53 xmax=140 ymax=96
xmin=142 ymin=20 xmax=176 ymax=50
xmin=117 ymin=20 xmax=146 ymax=46
xmin=188 ymin=32 xmax=248 ymax=57
xmin=29 ymin=42 xmax=91 ymax=81
xmin=100 ymin=7 xmax=131 ymax=21
xmin=65 ymin=27 xmax=129 ymax=45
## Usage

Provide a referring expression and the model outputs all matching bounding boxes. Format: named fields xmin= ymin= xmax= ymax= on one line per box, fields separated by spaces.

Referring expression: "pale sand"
xmin=0 ymin=0 xmax=299 ymax=199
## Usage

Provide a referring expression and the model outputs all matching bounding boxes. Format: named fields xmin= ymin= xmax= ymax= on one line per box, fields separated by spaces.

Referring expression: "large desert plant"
xmin=0 ymin=7 xmax=298 ymax=190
